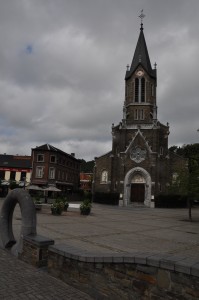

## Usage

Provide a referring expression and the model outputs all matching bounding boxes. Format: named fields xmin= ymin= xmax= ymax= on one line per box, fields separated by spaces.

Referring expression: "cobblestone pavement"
xmin=0 ymin=248 xmax=93 ymax=300
xmin=0 ymin=198 xmax=199 ymax=299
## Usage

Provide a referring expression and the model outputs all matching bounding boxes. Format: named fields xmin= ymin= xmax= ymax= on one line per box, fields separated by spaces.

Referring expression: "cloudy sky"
xmin=0 ymin=0 xmax=199 ymax=161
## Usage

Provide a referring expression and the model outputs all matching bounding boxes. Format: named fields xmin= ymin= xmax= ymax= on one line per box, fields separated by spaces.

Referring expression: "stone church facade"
xmin=93 ymin=22 xmax=186 ymax=207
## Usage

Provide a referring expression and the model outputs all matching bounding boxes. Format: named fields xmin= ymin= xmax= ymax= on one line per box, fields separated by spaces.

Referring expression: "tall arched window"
xmin=135 ymin=78 xmax=139 ymax=102
xmin=134 ymin=77 xmax=145 ymax=103
xmin=101 ymin=170 xmax=108 ymax=183
xmin=141 ymin=78 xmax=145 ymax=102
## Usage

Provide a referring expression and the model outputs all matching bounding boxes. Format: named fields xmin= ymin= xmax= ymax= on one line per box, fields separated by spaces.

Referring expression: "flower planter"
xmin=51 ymin=208 xmax=63 ymax=215
xmin=35 ymin=204 xmax=42 ymax=211
xmin=80 ymin=208 xmax=91 ymax=215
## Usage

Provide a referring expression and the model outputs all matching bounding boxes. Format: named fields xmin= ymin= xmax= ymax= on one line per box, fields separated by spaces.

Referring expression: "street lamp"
xmin=23 ymin=177 xmax=26 ymax=190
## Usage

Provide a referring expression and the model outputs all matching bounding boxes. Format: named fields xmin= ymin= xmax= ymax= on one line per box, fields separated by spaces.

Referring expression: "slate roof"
xmin=0 ymin=155 xmax=32 ymax=169
xmin=125 ymin=26 xmax=156 ymax=80
xmin=32 ymin=144 xmax=79 ymax=161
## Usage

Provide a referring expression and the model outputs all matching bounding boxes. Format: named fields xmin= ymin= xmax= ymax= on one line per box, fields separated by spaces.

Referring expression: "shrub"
xmin=80 ymin=199 xmax=92 ymax=215
xmin=51 ymin=199 xmax=65 ymax=215
xmin=155 ymin=194 xmax=187 ymax=208
xmin=55 ymin=197 xmax=69 ymax=211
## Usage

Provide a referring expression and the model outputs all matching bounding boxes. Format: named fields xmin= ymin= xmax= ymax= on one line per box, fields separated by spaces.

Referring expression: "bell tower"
xmin=123 ymin=14 xmax=157 ymax=126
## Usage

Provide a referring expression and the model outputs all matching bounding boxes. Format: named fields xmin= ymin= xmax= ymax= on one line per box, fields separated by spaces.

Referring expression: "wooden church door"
xmin=131 ymin=184 xmax=145 ymax=202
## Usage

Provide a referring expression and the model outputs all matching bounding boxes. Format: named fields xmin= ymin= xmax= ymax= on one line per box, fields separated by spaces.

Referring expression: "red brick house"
xmin=31 ymin=144 xmax=80 ymax=193
xmin=80 ymin=173 xmax=92 ymax=192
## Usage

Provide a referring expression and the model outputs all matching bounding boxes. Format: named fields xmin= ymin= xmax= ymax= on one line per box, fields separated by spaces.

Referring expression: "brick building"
xmin=31 ymin=144 xmax=80 ymax=193
xmin=93 ymin=21 xmax=187 ymax=207
xmin=80 ymin=173 xmax=92 ymax=192
xmin=0 ymin=154 xmax=32 ymax=196
xmin=0 ymin=154 xmax=31 ymax=183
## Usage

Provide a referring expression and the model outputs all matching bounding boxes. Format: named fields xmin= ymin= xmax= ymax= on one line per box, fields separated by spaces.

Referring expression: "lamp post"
xmin=23 ymin=177 xmax=26 ymax=190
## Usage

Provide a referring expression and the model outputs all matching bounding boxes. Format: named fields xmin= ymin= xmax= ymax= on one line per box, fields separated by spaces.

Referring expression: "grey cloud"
xmin=0 ymin=0 xmax=198 ymax=160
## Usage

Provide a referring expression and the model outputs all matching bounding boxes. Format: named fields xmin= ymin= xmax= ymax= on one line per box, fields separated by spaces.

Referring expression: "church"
xmin=93 ymin=17 xmax=186 ymax=207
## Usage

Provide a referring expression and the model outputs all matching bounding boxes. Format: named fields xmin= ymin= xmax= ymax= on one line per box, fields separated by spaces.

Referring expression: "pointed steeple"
xmin=125 ymin=22 xmax=156 ymax=80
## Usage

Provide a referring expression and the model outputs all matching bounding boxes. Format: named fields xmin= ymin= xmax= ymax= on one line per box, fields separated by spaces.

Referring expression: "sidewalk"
xmin=0 ymin=248 xmax=92 ymax=300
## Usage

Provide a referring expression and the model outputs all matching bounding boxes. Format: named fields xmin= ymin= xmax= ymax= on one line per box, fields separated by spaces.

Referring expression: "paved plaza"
xmin=11 ymin=201 xmax=199 ymax=259
xmin=1 ymin=199 xmax=199 ymax=299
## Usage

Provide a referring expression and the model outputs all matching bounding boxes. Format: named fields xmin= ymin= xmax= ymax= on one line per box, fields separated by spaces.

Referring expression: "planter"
xmin=64 ymin=202 xmax=69 ymax=211
xmin=80 ymin=199 xmax=92 ymax=215
xmin=80 ymin=206 xmax=91 ymax=215
xmin=51 ymin=207 xmax=63 ymax=215
xmin=35 ymin=204 xmax=42 ymax=211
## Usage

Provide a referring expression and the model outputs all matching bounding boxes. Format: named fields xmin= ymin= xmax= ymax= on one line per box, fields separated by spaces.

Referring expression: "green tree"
xmin=169 ymin=143 xmax=199 ymax=220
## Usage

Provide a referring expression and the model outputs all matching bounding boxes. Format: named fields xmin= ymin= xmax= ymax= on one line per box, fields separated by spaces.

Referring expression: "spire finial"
xmin=139 ymin=9 xmax=145 ymax=30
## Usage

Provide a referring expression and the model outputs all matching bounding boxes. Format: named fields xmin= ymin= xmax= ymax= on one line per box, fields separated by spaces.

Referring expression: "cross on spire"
xmin=139 ymin=9 xmax=145 ymax=30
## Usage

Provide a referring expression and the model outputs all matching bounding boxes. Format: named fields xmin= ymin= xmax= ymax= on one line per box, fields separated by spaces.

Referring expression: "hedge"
xmin=155 ymin=194 xmax=187 ymax=208
xmin=93 ymin=192 xmax=119 ymax=205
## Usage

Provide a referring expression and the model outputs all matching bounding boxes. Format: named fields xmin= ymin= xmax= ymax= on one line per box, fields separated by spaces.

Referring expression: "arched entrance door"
xmin=130 ymin=174 xmax=145 ymax=203
xmin=123 ymin=167 xmax=151 ymax=207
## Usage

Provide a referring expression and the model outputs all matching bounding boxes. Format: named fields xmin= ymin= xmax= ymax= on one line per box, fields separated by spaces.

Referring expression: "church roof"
xmin=125 ymin=25 xmax=156 ymax=80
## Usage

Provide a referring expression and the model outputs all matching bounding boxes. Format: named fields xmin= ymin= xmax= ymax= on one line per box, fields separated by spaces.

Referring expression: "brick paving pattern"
xmin=0 ymin=248 xmax=93 ymax=300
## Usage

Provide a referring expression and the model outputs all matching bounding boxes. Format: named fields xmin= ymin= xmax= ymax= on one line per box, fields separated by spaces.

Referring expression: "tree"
xmin=169 ymin=143 xmax=199 ymax=221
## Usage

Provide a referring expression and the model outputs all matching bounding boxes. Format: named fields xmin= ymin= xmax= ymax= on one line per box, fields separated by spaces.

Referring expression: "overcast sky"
xmin=0 ymin=0 xmax=198 ymax=161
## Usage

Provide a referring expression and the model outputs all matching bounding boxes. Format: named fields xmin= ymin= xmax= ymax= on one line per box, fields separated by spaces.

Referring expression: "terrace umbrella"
xmin=43 ymin=186 xmax=62 ymax=203
xmin=26 ymin=185 xmax=44 ymax=191
xmin=43 ymin=186 xmax=61 ymax=192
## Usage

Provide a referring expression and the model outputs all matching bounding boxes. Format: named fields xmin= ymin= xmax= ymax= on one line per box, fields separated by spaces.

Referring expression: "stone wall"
xmin=19 ymin=235 xmax=54 ymax=267
xmin=48 ymin=245 xmax=199 ymax=300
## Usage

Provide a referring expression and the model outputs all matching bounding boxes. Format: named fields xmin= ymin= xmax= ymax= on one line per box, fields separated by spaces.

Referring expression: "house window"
xmin=20 ymin=172 xmax=26 ymax=181
xmin=10 ymin=171 xmax=16 ymax=181
xmin=160 ymin=147 xmax=164 ymax=155
xmin=0 ymin=170 xmax=5 ymax=180
xmin=50 ymin=155 xmax=56 ymax=163
xmin=36 ymin=166 xmax=44 ymax=178
xmin=101 ymin=170 xmax=108 ymax=183
xmin=37 ymin=154 xmax=44 ymax=162
xmin=49 ymin=167 xmax=55 ymax=179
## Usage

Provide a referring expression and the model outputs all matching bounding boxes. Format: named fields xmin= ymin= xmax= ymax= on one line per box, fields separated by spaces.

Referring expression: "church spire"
xmin=125 ymin=11 xmax=156 ymax=80
xmin=139 ymin=9 xmax=145 ymax=31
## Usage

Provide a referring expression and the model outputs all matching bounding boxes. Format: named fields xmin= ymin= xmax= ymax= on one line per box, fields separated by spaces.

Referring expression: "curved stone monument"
xmin=0 ymin=189 xmax=36 ymax=256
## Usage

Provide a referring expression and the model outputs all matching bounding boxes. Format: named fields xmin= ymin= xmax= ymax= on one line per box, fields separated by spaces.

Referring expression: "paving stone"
xmin=1 ymin=200 xmax=199 ymax=299
xmin=0 ymin=248 xmax=92 ymax=299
